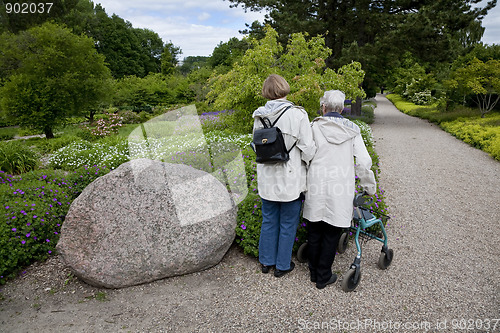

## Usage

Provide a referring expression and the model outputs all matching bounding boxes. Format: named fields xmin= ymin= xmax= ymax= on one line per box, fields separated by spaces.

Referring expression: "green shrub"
xmin=441 ymin=115 xmax=500 ymax=161
xmin=0 ymin=127 xmax=17 ymax=141
xmin=22 ymin=135 xmax=83 ymax=155
xmin=0 ymin=141 xmax=39 ymax=174
xmin=0 ymin=166 xmax=112 ymax=284
xmin=386 ymin=94 xmax=437 ymax=116
xmin=118 ymin=110 xmax=141 ymax=124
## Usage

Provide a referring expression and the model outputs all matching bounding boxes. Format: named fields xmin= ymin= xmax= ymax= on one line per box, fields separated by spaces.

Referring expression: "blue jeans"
xmin=259 ymin=197 xmax=302 ymax=271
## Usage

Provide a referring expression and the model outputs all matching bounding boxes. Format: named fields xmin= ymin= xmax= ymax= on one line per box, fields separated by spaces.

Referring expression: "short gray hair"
xmin=320 ymin=90 xmax=345 ymax=113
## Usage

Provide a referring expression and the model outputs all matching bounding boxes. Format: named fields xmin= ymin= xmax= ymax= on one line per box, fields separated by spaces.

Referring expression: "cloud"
xmin=95 ymin=0 xmax=499 ymax=59
xmin=481 ymin=5 xmax=500 ymax=45
xmin=198 ymin=13 xmax=211 ymax=22
xmin=95 ymin=0 xmax=266 ymax=58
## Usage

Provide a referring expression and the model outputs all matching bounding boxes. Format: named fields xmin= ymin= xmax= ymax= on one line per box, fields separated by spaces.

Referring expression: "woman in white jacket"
xmin=253 ymin=74 xmax=316 ymax=277
xmin=303 ymin=90 xmax=376 ymax=289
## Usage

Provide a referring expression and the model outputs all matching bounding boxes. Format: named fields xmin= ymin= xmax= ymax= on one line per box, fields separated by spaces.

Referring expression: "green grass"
xmin=0 ymin=127 xmax=18 ymax=141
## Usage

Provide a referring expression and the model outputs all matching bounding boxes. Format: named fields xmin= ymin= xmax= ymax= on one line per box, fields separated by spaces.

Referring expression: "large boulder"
xmin=57 ymin=159 xmax=237 ymax=289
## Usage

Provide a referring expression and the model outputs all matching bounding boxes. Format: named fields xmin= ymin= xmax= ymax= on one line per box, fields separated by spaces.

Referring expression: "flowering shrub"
xmin=410 ymin=90 xmax=434 ymax=105
xmin=118 ymin=110 xmax=141 ymax=124
xmin=199 ymin=110 xmax=234 ymax=132
xmin=85 ymin=113 xmax=123 ymax=137
xmin=0 ymin=165 xmax=111 ymax=284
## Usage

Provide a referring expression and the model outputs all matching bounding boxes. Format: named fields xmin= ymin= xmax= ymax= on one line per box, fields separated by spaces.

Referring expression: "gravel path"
xmin=1 ymin=94 xmax=499 ymax=332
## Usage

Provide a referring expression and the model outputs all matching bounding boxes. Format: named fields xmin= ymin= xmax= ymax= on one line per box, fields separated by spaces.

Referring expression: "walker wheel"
xmin=337 ymin=232 xmax=349 ymax=254
xmin=297 ymin=242 xmax=308 ymax=263
xmin=377 ymin=248 xmax=394 ymax=270
xmin=341 ymin=268 xmax=361 ymax=292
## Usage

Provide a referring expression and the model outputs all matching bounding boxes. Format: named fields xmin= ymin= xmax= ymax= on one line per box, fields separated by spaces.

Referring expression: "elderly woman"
xmin=303 ymin=90 xmax=376 ymax=289
xmin=253 ymin=74 xmax=316 ymax=277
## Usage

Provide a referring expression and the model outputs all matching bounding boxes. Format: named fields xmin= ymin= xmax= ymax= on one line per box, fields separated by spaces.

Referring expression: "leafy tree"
xmin=113 ymin=73 xmax=194 ymax=107
xmin=207 ymin=26 xmax=365 ymax=133
xmin=161 ymin=42 xmax=182 ymax=76
xmin=186 ymin=66 xmax=213 ymax=102
xmin=228 ymin=0 xmax=496 ymax=89
xmin=134 ymin=28 xmax=165 ymax=75
xmin=447 ymin=57 xmax=500 ymax=117
xmin=0 ymin=0 xmax=80 ymax=33
xmin=179 ymin=56 xmax=210 ymax=75
xmin=0 ymin=22 xmax=112 ymax=138
xmin=209 ymin=37 xmax=250 ymax=69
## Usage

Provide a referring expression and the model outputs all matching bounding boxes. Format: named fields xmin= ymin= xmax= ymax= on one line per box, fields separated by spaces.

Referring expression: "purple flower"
xmin=46 ymin=239 xmax=50 ymax=242
xmin=241 ymin=224 xmax=246 ymax=230
xmin=12 ymin=228 xmax=17 ymax=232
xmin=21 ymin=240 xmax=26 ymax=245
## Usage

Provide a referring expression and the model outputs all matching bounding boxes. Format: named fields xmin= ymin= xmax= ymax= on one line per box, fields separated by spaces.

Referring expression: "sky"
xmin=94 ymin=0 xmax=500 ymax=59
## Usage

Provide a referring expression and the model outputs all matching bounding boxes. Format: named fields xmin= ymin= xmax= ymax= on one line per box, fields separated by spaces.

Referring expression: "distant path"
xmin=370 ymin=93 xmax=500 ymax=321
xmin=0 ymin=94 xmax=499 ymax=332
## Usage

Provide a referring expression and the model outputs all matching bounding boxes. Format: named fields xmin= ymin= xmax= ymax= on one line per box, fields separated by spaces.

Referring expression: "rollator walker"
xmin=297 ymin=192 xmax=394 ymax=292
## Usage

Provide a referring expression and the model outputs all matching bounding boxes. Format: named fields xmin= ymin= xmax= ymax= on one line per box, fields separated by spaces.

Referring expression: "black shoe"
xmin=274 ymin=262 xmax=295 ymax=278
xmin=316 ymin=274 xmax=338 ymax=289
xmin=261 ymin=264 xmax=274 ymax=274
xmin=310 ymin=271 xmax=317 ymax=283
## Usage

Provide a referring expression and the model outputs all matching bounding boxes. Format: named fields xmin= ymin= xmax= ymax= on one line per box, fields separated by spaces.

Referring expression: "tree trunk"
xmin=351 ymin=97 xmax=362 ymax=116
xmin=44 ymin=127 xmax=54 ymax=139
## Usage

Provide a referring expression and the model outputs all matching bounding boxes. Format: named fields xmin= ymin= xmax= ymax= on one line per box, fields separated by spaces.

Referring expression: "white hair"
xmin=320 ymin=90 xmax=346 ymax=113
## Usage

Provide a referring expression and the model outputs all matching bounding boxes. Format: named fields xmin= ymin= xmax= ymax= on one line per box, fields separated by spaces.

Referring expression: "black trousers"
xmin=307 ymin=220 xmax=342 ymax=284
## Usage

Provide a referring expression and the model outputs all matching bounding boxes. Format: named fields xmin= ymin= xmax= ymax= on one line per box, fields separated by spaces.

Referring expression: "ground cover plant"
xmin=0 ymin=100 xmax=387 ymax=283
xmin=0 ymin=166 xmax=111 ymax=284
xmin=387 ymin=94 xmax=500 ymax=161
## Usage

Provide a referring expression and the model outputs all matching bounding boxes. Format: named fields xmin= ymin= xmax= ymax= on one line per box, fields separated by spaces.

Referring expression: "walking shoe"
xmin=274 ymin=262 xmax=295 ymax=278
xmin=316 ymin=274 xmax=338 ymax=289
xmin=261 ymin=264 xmax=274 ymax=274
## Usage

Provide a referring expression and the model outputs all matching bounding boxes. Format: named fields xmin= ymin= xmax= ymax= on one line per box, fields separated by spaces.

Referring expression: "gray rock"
xmin=57 ymin=159 xmax=237 ymax=289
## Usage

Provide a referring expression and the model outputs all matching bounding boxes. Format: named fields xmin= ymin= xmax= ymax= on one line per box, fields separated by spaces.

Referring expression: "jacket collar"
xmin=324 ymin=112 xmax=343 ymax=118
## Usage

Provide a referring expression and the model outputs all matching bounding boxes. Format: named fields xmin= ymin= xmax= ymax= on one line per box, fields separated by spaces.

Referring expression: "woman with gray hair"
xmin=303 ymin=90 xmax=376 ymax=289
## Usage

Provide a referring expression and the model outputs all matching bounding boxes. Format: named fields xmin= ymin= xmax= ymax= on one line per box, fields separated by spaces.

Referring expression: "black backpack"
xmin=251 ymin=105 xmax=297 ymax=164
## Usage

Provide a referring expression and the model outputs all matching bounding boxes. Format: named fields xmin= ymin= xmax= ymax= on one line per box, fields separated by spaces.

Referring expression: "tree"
xmin=161 ymin=42 xmax=182 ymax=76
xmin=228 ymin=0 xmax=497 ymax=89
xmin=209 ymin=37 xmax=250 ymax=69
xmin=447 ymin=57 xmax=500 ymax=117
xmin=179 ymin=56 xmax=210 ymax=75
xmin=207 ymin=26 xmax=365 ymax=133
xmin=0 ymin=0 xmax=81 ymax=33
xmin=0 ymin=22 xmax=112 ymax=138
xmin=134 ymin=28 xmax=165 ymax=75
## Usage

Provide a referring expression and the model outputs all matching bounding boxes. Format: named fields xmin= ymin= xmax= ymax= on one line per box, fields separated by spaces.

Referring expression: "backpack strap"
xmin=257 ymin=104 xmax=298 ymax=153
xmin=258 ymin=105 xmax=293 ymax=128
xmin=270 ymin=105 xmax=293 ymax=127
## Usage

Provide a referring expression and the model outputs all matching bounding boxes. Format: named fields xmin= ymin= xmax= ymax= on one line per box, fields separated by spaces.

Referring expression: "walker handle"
xmin=353 ymin=192 xmax=373 ymax=207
